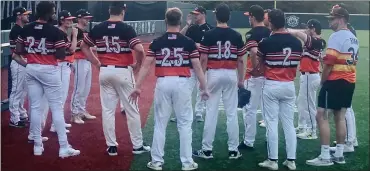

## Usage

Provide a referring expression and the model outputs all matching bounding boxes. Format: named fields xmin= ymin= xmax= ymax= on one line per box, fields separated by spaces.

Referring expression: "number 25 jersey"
xmin=198 ymin=27 xmax=246 ymax=69
xmin=83 ymin=20 xmax=141 ymax=66
xmin=147 ymin=32 xmax=200 ymax=77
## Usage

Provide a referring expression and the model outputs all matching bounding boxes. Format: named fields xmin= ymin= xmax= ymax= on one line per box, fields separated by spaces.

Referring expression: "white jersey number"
xmin=161 ymin=48 xmax=184 ymax=67
xmin=347 ymin=47 xmax=359 ymax=65
xmin=282 ymin=47 xmax=292 ymax=66
xmin=26 ymin=37 xmax=47 ymax=55
xmin=103 ymin=36 xmax=121 ymax=53
xmin=216 ymin=40 xmax=231 ymax=59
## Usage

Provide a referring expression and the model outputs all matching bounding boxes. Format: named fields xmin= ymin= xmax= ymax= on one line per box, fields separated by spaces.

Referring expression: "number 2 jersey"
xmin=83 ymin=20 xmax=141 ymax=66
xmin=16 ymin=21 xmax=66 ymax=65
xmin=147 ymin=32 xmax=200 ymax=77
xmin=324 ymin=29 xmax=359 ymax=83
xmin=258 ymin=31 xmax=303 ymax=81
xmin=199 ymin=27 xmax=246 ymax=69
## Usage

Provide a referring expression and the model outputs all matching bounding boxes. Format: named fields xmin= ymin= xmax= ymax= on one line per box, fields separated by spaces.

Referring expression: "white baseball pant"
xmin=9 ymin=60 xmax=28 ymax=123
xmin=297 ymin=73 xmax=320 ymax=134
xmin=28 ymin=95 xmax=49 ymax=139
xmin=263 ymin=80 xmax=297 ymax=160
xmin=242 ymin=76 xmax=264 ymax=146
xmin=71 ymin=59 xmax=92 ymax=115
xmin=99 ymin=66 xmax=143 ymax=149
xmin=190 ymin=69 xmax=206 ymax=117
xmin=151 ymin=76 xmax=194 ymax=165
xmin=345 ymin=106 xmax=357 ymax=143
xmin=202 ymin=69 xmax=239 ymax=151
xmin=25 ymin=64 xmax=68 ymax=147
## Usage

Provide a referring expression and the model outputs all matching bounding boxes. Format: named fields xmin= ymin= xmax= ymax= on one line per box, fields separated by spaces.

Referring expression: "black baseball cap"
xmin=326 ymin=4 xmax=350 ymax=21
xmin=58 ymin=10 xmax=76 ymax=20
xmin=307 ymin=19 xmax=321 ymax=30
xmin=76 ymin=9 xmax=93 ymax=18
xmin=244 ymin=5 xmax=264 ymax=18
xmin=191 ymin=6 xmax=206 ymax=15
xmin=13 ymin=7 xmax=31 ymax=17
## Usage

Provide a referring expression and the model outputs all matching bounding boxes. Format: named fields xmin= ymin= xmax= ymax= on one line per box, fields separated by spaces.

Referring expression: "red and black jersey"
xmin=16 ymin=21 xmax=66 ymax=65
xmin=83 ymin=20 xmax=141 ymax=66
xmin=300 ymin=35 xmax=326 ymax=73
xmin=9 ymin=24 xmax=23 ymax=53
xmin=147 ymin=32 xmax=199 ymax=77
xmin=58 ymin=30 xmax=74 ymax=63
xmin=199 ymin=27 xmax=246 ymax=69
xmin=244 ymin=26 xmax=271 ymax=79
xmin=74 ymin=27 xmax=87 ymax=59
xmin=258 ymin=31 xmax=303 ymax=81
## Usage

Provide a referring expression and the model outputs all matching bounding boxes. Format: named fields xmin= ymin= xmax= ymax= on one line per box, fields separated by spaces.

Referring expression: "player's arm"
xmin=54 ymin=29 xmax=67 ymax=60
xmin=68 ymin=27 xmax=78 ymax=53
xmin=287 ymin=29 xmax=308 ymax=45
xmin=237 ymin=35 xmax=247 ymax=87
xmin=13 ymin=36 xmax=27 ymax=67
xmin=134 ymin=44 xmax=156 ymax=90
xmin=81 ymin=29 xmax=100 ymax=67
xmin=320 ymin=37 xmax=339 ymax=84
xmin=180 ymin=14 xmax=192 ymax=35
xmin=189 ymin=42 xmax=207 ymax=91
xmin=198 ymin=34 xmax=210 ymax=73
xmin=127 ymin=26 xmax=145 ymax=70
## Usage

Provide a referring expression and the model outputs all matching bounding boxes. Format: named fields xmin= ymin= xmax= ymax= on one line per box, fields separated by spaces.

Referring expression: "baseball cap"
xmin=244 ymin=5 xmax=264 ymax=18
xmin=307 ymin=19 xmax=321 ymax=31
xmin=76 ymin=9 xmax=93 ymax=18
xmin=13 ymin=7 xmax=31 ymax=17
xmin=58 ymin=10 xmax=76 ymax=20
xmin=326 ymin=4 xmax=350 ymax=21
xmin=191 ymin=6 xmax=206 ymax=15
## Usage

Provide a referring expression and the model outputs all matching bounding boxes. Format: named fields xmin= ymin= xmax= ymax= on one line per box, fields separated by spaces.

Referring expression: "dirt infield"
xmin=1 ymin=43 xmax=156 ymax=171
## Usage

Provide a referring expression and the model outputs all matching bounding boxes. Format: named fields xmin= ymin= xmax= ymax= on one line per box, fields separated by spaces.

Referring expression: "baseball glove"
xmin=238 ymin=87 xmax=251 ymax=108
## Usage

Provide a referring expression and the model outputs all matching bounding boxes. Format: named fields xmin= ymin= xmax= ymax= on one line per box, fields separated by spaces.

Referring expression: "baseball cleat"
xmin=258 ymin=120 xmax=264 ymax=124
xmin=170 ymin=117 xmax=177 ymax=122
xmin=333 ymin=140 xmax=358 ymax=147
xmin=34 ymin=145 xmax=44 ymax=156
xmin=133 ymin=144 xmax=151 ymax=154
xmin=295 ymin=127 xmax=305 ymax=134
xmin=193 ymin=149 xmax=213 ymax=159
xmin=71 ymin=115 xmax=85 ymax=124
xmin=9 ymin=121 xmax=26 ymax=128
xmin=282 ymin=160 xmax=296 ymax=170
xmin=59 ymin=146 xmax=80 ymax=158
xmin=259 ymin=122 xmax=266 ymax=127
xmin=297 ymin=132 xmax=317 ymax=139
xmin=229 ymin=150 xmax=242 ymax=159
xmin=50 ymin=126 xmax=70 ymax=133
xmin=147 ymin=161 xmax=163 ymax=170
xmin=82 ymin=112 xmax=96 ymax=119
xmin=306 ymin=155 xmax=334 ymax=166
xmin=258 ymin=159 xmax=278 ymax=170
xmin=195 ymin=115 xmax=204 ymax=122
xmin=182 ymin=162 xmax=198 ymax=171
xmin=65 ymin=123 xmax=72 ymax=128
xmin=107 ymin=146 xmax=118 ymax=156
xmin=330 ymin=154 xmax=346 ymax=164
xmin=329 ymin=144 xmax=354 ymax=153
xmin=238 ymin=141 xmax=254 ymax=150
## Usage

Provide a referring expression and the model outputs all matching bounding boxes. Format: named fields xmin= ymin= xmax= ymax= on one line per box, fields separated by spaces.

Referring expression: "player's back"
xmin=88 ymin=20 xmax=140 ymax=67
xmin=147 ymin=32 xmax=199 ymax=77
xmin=18 ymin=21 xmax=65 ymax=65
xmin=259 ymin=32 xmax=303 ymax=81
xmin=300 ymin=36 xmax=326 ymax=73
xmin=199 ymin=27 xmax=246 ymax=69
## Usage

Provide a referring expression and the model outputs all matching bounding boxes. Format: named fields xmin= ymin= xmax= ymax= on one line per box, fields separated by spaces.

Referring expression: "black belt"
xmin=158 ymin=75 xmax=188 ymax=78
xmin=100 ymin=65 xmax=128 ymax=68
xmin=301 ymin=72 xmax=319 ymax=75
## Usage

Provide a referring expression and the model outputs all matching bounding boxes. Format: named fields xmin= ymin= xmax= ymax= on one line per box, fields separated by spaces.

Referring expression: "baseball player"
xmin=257 ymin=9 xmax=302 ymax=170
xmin=12 ymin=1 xmax=80 ymax=157
xmin=8 ymin=7 xmax=31 ymax=128
xmin=70 ymin=9 xmax=96 ymax=124
xmin=288 ymin=19 xmax=326 ymax=140
xmin=130 ymin=8 xmax=209 ymax=170
xmin=238 ymin=5 xmax=271 ymax=150
xmin=306 ymin=5 xmax=358 ymax=166
xmin=81 ymin=2 xmax=150 ymax=156
xmin=193 ymin=3 xmax=245 ymax=159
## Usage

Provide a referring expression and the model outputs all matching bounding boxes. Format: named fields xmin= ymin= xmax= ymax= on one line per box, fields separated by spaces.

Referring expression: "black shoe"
xmin=133 ymin=143 xmax=151 ymax=154
xmin=20 ymin=117 xmax=29 ymax=122
xmin=9 ymin=121 xmax=26 ymax=128
xmin=107 ymin=146 xmax=118 ymax=156
xmin=192 ymin=149 xmax=213 ymax=159
xmin=238 ymin=141 xmax=254 ymax=150
xmin=229 ymin=150 xmax=242 ymax=159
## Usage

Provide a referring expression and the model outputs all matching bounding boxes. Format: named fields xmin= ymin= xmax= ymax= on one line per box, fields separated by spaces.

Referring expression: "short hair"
xmin=109 ymin=2 xmax=126 ymax=16
xmin=36 ymin=1 xmax=55 ymax=20
xmin=214 ymin=3 xmax=230 ymax=23
xmin=165 ymin=8 xmax=182 ymax=26
xmin=268 ymin=9 xmax=285 ymax=29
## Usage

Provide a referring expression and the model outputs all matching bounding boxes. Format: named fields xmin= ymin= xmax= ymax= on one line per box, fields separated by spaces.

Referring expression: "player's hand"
xmin=186 ymin=14 xmax=192 ymax=25
xmin=72 ymin=27 xmax=78 ymax=38
xmin=200 ymin=90 xmax=210 ymax=101
xmin=130 ymin=63 xmax=140 ymax=74
xmin=129 ymin=88 xmax=141 ymax=103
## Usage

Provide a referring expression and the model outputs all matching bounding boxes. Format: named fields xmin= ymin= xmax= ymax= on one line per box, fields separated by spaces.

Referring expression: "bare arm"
xmin=135 ymin=57 xmax=155 ymax=89
xmin=200 ymin=53 xmax=208 ymax=73
xmin=250 ymin=47 xmax=259 ymax=69
xmin=81 ymin=42 xmax=100 ymax=66
xmin=132 ymin=43 xmax=145 ymax=68
xmin=68 ymin=29 xmax=78 ymax=53
xmin=13 ymin=43 xmax=27 ymax=67
xmin=237 ymin=55 xmax=245 ymax=86
xmin=180 ymin=14 xmax=192 ymax=35
xmin=287 ymin=29 xmax=308 ymax=43
xmin=191 ymin=58 xmax=207 ymax=91
xmin=320 ymin=64 xmax=333 ymax=85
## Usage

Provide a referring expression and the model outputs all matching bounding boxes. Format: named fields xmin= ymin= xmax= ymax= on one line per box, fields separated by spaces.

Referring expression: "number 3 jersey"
xmin=198 ymin=27 xmax=246 ymax=69
xmin=147 ymin=32 xmax=200 ymax=77
xmin=16 ymin=21 xmax=66 ymax=65
xmin=324 ymin=29 xmax=359 ymax=83
xmin=83 ymin=20 xmax=141 ymax=66
xmin=258 ymin=31 xmax=303 ymax=81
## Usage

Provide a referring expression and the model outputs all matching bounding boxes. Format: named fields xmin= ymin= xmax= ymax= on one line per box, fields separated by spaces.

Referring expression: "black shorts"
xmin=318 ymin=79 xmax=355 ymax=110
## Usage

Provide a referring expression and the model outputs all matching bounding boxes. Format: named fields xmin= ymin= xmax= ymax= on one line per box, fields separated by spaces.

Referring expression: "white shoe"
xmin=59 ymin=146 xmax=80 ymax=158
xmin=50 ymin=126 xmax=70 ymax=133
xmin=306 ymin=155 xmax=333 ymax=166
xmin=329 ymin=144 xmax=354 ymax=153
xmin=297 ymin=132 xmax=317 ymax=140
xmin=259 ymin=122 xmax=266 ymax=128
xmin=170 ymin=117 xmax=177 ymax=122
xmin=28 ymin=136 xmax=49 ymax=143
xmin=258 ymin=159 xmax=278 ymax=170
xmin=295 ymin=127 xmax=305 ymax=134
xmin=34 ymin=145 xmax=44 ymax=156
xmin=65 ymin=123 xmax=72 ymax=128
xmin=82 ymin=112 xmax=96 ymax=120
xmin=282 ymin=160 xmax=296 ymax=170
xmin=147 ymin=162 xmax=163 ymax=171
xmin=258 ymin=120 xmax=264 ymax=124
xmin=132 ymin=144 xmax=151 ymax=154
xmin=71 ymin=115 xmax=85 ymax=124
xmin=182 ymin=162 xmax=198 ymax=171
xmin=353 ymin=138 xmax=358 ymax=147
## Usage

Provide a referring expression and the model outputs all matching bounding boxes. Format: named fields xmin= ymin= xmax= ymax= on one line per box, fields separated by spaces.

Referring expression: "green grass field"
xmin=130 ymin=29 xmax=369 ymax=170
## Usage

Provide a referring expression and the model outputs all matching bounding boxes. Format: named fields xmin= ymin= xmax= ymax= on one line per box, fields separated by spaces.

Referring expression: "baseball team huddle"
xmin=7 ymin=1 xmax=360 ymax=171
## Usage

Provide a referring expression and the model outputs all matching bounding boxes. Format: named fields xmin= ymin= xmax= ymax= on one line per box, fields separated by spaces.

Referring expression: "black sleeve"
xmin=146 ymin=40 xmax=156 ymax=58
xmin=54 ymin=28 xmax=67 ymax=49
xmin=199 ymin=32 xmax=211 ymax=54
xmin=236 ymin=34 xmax=246 ymax=56
xmin=125 ymin=25 xmax=142 ymax=49
xmin=185 ymin=25 xmax=201 ymax=42
xmin=305 ymin=36 xmax=326 ymax=51
xmin=9 ymin=26 xmax=22 ymax=52
xmin=245 ymin=31 xmax=260 ymax=50
xmin=257 ymin=38 xmax=268 ymax=58
xmin=188 ymin=40 xmax=200 ymax=58
xmin=83 ymin=26 xmax=98 ymax=47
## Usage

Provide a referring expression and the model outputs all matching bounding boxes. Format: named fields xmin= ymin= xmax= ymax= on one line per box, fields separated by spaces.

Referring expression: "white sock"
xmin=334 ymin=144 xmax=344 ymax=157
xmin=320 ymin=145 xmax=330 ymax=159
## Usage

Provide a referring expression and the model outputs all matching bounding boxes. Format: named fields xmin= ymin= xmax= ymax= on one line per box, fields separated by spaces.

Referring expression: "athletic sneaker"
xmin=133 ymin=144 xmax=151 ymax=154
xmin=238 ymin=141 xmax=254 ymax=150
xmin=258 ymin=159 xmax=278 ymax=170
xmin=282 ymin=160 xmax=296 ymax=170
xmin=59 ymin=146 xmax=80 ymax=158
xmin=107 ymin=146 xmax=118 ymax=156
xmin=259 ymin=122 xmax=266 ymax=128
xmin=82 ymin=112 xmax=96 ymax=120
xmin=229 ymin=151 xmax=242 ymax=159
xmin=147 ymin=161 xmax=163 ymax=171
xmin=9 ymin=121 xmax=26 ymax=128
xmin=333 ymin=140 xmax=358 ymax=147
xmin=295 ymin=127 xmax=305 ymax=134
xmin=330 ymin=154 xmax=346 ymax=164
xmin=182 ymin=162 xmax=198 ymax=171
xmin=71 ymin=115 xmax=85 ymax=124
xmin=329 ymin=144 xmax=354 ymax=153
xmin=297 ymin=132 xmax=317 ymax=140
xmin=306 ymin=155 xmax=334 ymax=166
xmin=170 ymin=117 xmax=177 ymax=122
xmin=34 ymin=144 xmax=44 ymax=156
xmin=195 ymin=115 xmax=204 ymax=122
xmin=50 ymin=126 xmax=70 ymax=133
xmin=193 ymin=149 xmax=213 ymax=159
